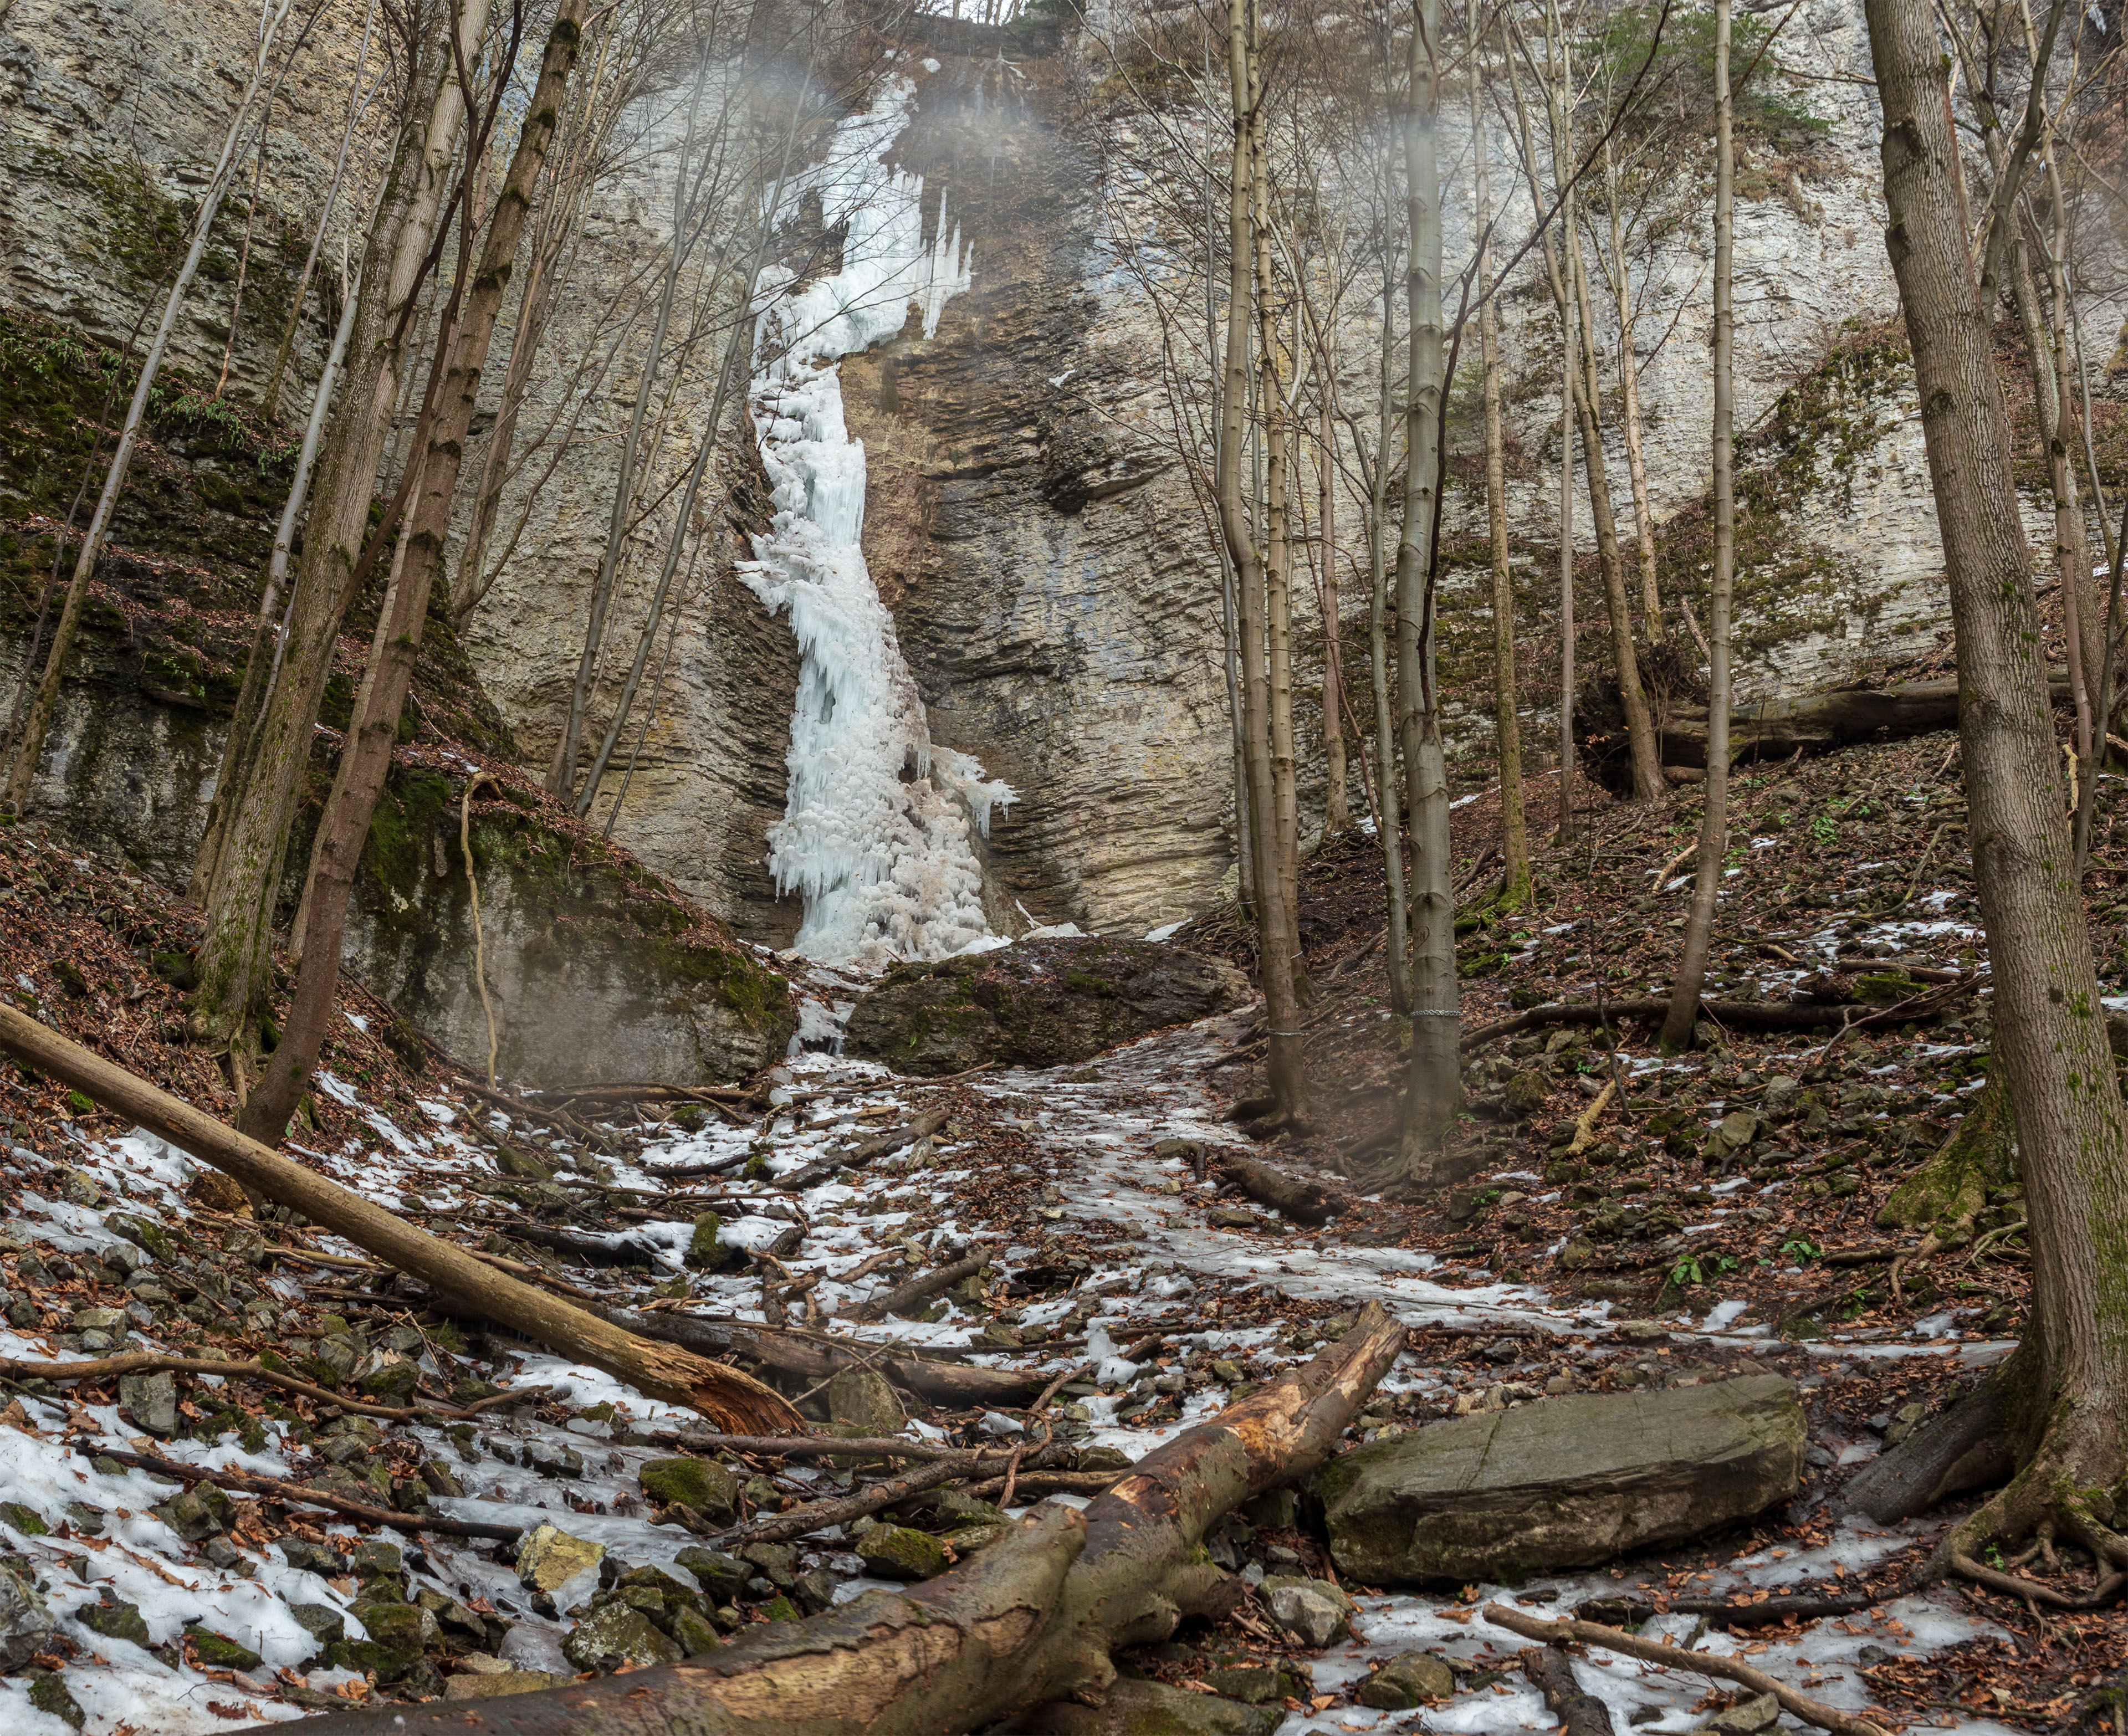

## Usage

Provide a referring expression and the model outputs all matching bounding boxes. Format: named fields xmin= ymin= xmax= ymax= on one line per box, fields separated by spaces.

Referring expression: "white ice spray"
xmin=740 ymin=81 xmax=1014 ymax=964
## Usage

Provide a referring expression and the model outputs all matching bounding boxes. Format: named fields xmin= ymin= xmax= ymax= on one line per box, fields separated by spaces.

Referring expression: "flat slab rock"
xmin=1311 ymin=1375 xmax=1806 ymax=1584
xmin=842 ymin=936 xmax=1254 ymax=1075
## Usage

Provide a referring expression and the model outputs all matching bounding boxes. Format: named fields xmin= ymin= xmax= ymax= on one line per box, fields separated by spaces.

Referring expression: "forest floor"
xmin=0 ymin=724 xmax=2114 ymax=1733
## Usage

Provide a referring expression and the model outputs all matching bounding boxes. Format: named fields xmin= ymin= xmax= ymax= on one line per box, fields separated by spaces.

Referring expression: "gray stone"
xmin=996 ymin=1677 xmax=1283 ymax=1735
xmin=78 ymin=1599 xmax=151 ymax=1649
xmin=826 ymin=1367 xmax=904 ymax=1436
xmin=444 ymin=1666 xmax=569 ymax=1701
xmin=0 ymin=1566 xmax=55 ymax=1669
xmin=855 ymin=1524 xmax=948 ymax=1581
xmin=637 ymin=1457 xmax=738 ymax=1523
xmin=564 ymin=1603 xmax=684 ymax=1673
xmin=1692 ymin=1692 xmax=1782 ymax=1736
xmin=288 ymin=1604 xmax=345 ymax=1648
xmin=1259 ymin=1575 xmax=1353 ymax=1648
xmin=843 ymin=938 xmax=1254 ymax=1075
xmin=117 ymin=1371 xmax=177 ymax=1437
xmin=1310 ymin=1376 xmax=1806 ymax=1583
xmin=1358 ymin=1651 xmax=1457 ymax=1709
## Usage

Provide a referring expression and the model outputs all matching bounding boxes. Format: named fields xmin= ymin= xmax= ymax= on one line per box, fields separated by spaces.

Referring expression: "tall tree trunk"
xmin=1393 ymin=0 xmax=1459 ymax=1169
xmin=1865 ymin=0 xmax=2128 ymax=1552
xmin=1369 ymin=267 xmax=1413 ymax=1013
xmin=185 ymin=0 xmax=491 ymax=1062
xmin=1319 ymin=396 xmax=1350 ymax=835
xmin=1604 ymin=137 xmax=1664 ymax=638
xmin=1216 ymin=0 xmax=1307 ymax=1120
xmin=1557 ymin=213 xmax=1578 ymax=844
xmin=191 ymin=247 xmax=369 ymax=906
xmin=1472 ymin=12 xmax=1530 ymax=910
xmin=238 ymin=0 xmax=589 ymax=1145
xmin=1 ymin=0 xmax=304 ymax=816
xmin=1661 ymin=0 xmax=1736 ymax=1050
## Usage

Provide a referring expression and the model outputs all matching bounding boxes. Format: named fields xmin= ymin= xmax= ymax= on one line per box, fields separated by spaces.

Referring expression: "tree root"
xmin=282 ymin=1300 xmax=1408 ymax=1735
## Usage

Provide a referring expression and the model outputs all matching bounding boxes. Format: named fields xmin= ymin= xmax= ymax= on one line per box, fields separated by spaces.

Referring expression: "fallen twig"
xmin=1481 ymin=1604 xmax=1889 ymax=1736
xmin=85 ymin=1445 xmax=522 ymax=1540
xmin=0 ymin=1352 xmax=456 ymax=1422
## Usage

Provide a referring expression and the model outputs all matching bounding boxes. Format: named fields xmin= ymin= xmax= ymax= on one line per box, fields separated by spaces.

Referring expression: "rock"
xmin=1311 ymin=1376 xmax=1806 ymax=1583
xmin=445 ymin=1666 xmax=570 ymax=1700
xmin=515 ymin=1523 xmax=604 ymax=1595
xmin=1357 ymin=1650 xmax=1457 ymax=1709
xmin=996 ymin=1677 xmax=1283 ymax=1734
xmin=1201 ymin=1666 xmax=1298 ymax=1705
xmin=117 ymin=1371 xmax=177 ymax=1438
xmin=668 ymin=1603 xmax=720 ymax=1654
xmin=354 ymin=1349 xmax=420 ymax=1401
xmin=186 ymin=1624 xmax=263 ymax=1670
xmin=330 ymin=1602 xmax=430 ymax=1681
xmin=78 ymin=1599 xmax=151 ymax=1648
xmin=1503 ymin=1071 xmax=1549 ymax=1118
xmin=0 ymin=1566 xmax=54 ymax=1670
xmin=156 ymin=1484 xmax=233 ymax=1543
xmin=26 ymin=1672 xmax=84 ymax=1730
xmin=1878 ymin=1079 xmax=2014 ymax=1231
xmin=637 ymin=1457 xmax=738 ymax=1524
xmin=843 ymin=937 xmax=1254 ymax=1075
xmin=1692 ymin=1692 xmax=1782 ymax=1736
xmin=1614 ymin=1319 xmax=1670 ymax=1343
xmin=826 ymin=1366 xmax=905 ymax=1436
xmin=349 ymin=1538 xmax=405 ymax=1579
xmin=1260 ymin=1575 xmax=1353 ymax=1647
xmin=1558 ymin=1237 xmax=1597 ymax=1271
xmin=564 ymin=1603 xmax=684 ymax=1673
xmin=288 ymin=1604 xmax=345 ymax=1648
xmin=856 ymin=1523 xmax=949 ymax=1581
xmin=673 ymin=1547 xmax=748 ymax=1604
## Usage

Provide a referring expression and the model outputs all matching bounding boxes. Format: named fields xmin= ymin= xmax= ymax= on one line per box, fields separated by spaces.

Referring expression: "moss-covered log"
xmin=285 ymin=1302 xmax=1408 ymax=1734
xmin=1657 ymin=673 xmax=2069 ymax=767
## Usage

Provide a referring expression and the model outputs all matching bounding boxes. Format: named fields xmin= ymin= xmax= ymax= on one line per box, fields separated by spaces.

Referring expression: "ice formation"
xmin=740 ymin=81 xmax=1014 ymax=963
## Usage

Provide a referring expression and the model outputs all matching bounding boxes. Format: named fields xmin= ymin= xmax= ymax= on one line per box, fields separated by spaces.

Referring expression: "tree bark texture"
xmin=1369 ymin=269 xmax=1413 ymax=1011
xmin=187 ymin=2 xmax=487 ymax=1049
xmin=238 ymin=0 xmax=589 ymax=1145
xmin=1867 ymin=0 xmax=2128 ymax=1523
xmin=1662 ymin=0 xmax=1735 ymax=1051
xmin=0 ymin=1003 xmax=800 ymax=1432
xmin=283 ymin=1303 xmax=1406 ymax=1735
xmin=1394 ymin=0 xmax=1461 ymax=1167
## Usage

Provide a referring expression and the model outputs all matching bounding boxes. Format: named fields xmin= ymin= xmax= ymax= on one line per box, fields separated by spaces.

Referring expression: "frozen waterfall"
xmin=740 ymin=82 xmax=1014 ymax=965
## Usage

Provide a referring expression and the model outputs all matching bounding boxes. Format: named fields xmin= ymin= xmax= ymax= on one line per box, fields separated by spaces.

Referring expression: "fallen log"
xmin=83 ymin=1446 xmax=523 ymax=1541
xmin=0 ymin=1351 xmax=445 ymax=1423
xmin=1519 ymin=1645 xmax=1615 ymax=1736
xmin=1459 ymin=975 xmax=1975 ymax=1052
xmin=1214 ymin=1150 xmax=1348 ymax=1225
xmin=776 ymin=1105 xmax=951 ymax=1192
xmin=600 ymin=1306 xmax=1053 ymax=1407
xmin=1656 ymin=673 xmax=2069 ymax=767
xmin=0 ymin=1004 xmax=800 ymax=1435
xmin=845 ymin=1248 xmax=993 ymax=1324
xmin=1481 ymin=1604 xmax=1889 ymax=1736
xmin=284 ymin=1299 xmax=1406 ymax=1735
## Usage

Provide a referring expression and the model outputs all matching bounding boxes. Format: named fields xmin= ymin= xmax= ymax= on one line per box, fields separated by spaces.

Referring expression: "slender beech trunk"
xmin=1319 ymin=395 xmax=1350 ymax=835
xmin=1370 ymin=267 xmax=1413 ymax=1013
xmin=1216 ymin=0 xmax=1305 ymax=1118
xmin=1393 ymin=0 xmax=1459 ymax=1167
xmin=1 ymin=0 xmax=303 ymax=815
xmin=1604 ymin=138 xmax=1664 ymax=637
xmin=191 ymin=250 xmax=367 ymax=905
xmin=186 ymin=0 xmax=491 ymax=1057
xmin=1249 ymin=93 xmax=1305 ymax=1013
xmin=1865 ymin=0 xmax=2128 ymax=1545
xmin=1557 ymin=216 xmax=1578 ymax=843
xmin=238 ymin=0 xmax=589 ymax=1145
xmin=1661 ymin=0 xmax=1735 ymax=1050
xmin=1472 ymin=11 xmax=1530 ymax=909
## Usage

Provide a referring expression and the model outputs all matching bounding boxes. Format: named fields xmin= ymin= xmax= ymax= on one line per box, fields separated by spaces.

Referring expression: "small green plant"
xmin=65 ymin=1089 xmax=95 ymax=1115
xmin=1809 ymin=813 xmax=1839 ymax=845
xmin=1781 ymin=1237 xmax=1823 ymax=1263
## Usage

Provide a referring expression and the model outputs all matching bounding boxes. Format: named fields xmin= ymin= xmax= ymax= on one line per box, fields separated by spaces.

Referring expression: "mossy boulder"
xmin=1357 ymin=1651 xmax=1456 ymax=1709
xmin=673 ymin=1546 xmax=748 ymax=1603
xmin=186 ymin=1624 xmax=262 ymax=1670
xmin=329 ymin=1601 xmax=431 ymax=1681
xmin=996 ymin=1677 xmax=1282 ymax=1734
xmin=637 ymin=1457 xmax=738 ymax=1524
xmin=855 ymin=1524 xmax=949 ymax=1580
xmin=843 ymin=937 xmax=1253 ymax=1076
xmin=78 ymin=1600 xmax=151 ymax=1648
xmin=564 ymin=1603 xmax=684 ymax=1673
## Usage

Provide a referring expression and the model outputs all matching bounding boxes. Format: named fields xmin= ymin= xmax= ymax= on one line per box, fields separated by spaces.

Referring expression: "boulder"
xmin=444 ymin=1666 xmax=570 ymax=1701
xmin=514 ymin=1523 xmax=603 ymax=1595
xmin=563 ymin=1603 xmax=683 ymax=1673
xmin=117 ymin=1371 xmax=177 ymax=1438
xmin=997 ymin=1677 xmax=1283 ymax=1735
xmin=0 ymin=1565 xmax=54 ymax=1670
xmin=1311 ymin=1376 xmax=1805 ymax=1583
xmin=843 ymin=937 xmax=1253 ymax=1076
xmin=855 ymin=1524 xmax=948 ymax=1581
xmin=1357 ymin=1651 xmax=1456 ymax=1709
xmin=827 ymin=1367 xmax=905 ymax=1436
xmin=1259 ymin=1575 xmax=1353 ymax=1647
xmin=637 ymin=1457 xmax=738 ymax=1524
xmin=1692 ymin=1692 xmax=1782 ymax=1736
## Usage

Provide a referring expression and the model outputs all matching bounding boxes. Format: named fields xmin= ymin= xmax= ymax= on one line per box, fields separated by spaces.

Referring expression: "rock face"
xmin=1310 ymin=1376 xmax=1805 ymax=1584
xmin=843 ymin=937 xmax=1253 ymax=1075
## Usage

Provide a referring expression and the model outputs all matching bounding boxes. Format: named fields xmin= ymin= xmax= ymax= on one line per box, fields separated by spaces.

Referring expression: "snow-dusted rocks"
xmin=1311 ymin=1376 xmax=1807 ymax=1584
xmin=842 ymin=936 xmax=1254 ymax=1074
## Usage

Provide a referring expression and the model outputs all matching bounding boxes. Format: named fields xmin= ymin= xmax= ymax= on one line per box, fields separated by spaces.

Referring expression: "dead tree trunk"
xmin=285 ymin=1302 xmax=1406 ymax=1736
xmin=0 ymin=1003 xmax=799 ymax=1432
